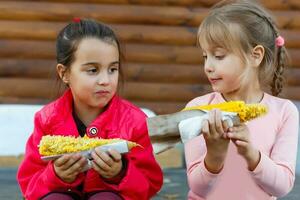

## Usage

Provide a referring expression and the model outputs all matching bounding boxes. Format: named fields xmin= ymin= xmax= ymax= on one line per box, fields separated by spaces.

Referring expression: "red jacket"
xmin=17 ymin=90 xmax=163 ymax=200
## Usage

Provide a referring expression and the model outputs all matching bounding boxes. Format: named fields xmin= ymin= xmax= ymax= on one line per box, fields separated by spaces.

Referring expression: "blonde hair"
xmin=197 ymin=0 xmax=288 ymax=96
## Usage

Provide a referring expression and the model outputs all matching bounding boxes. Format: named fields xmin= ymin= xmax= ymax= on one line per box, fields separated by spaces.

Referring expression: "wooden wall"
xmin=0 ymin=0 xmax=300 ymax=114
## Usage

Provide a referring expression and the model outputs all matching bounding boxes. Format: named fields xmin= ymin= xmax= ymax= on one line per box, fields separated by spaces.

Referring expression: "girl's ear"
xmin=251 ymin=45 xmax=265 ymax=68
xmin=56 ymin=64 xmax=69 ymax=84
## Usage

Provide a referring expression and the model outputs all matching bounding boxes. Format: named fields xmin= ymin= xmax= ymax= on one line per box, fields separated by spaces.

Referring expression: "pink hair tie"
xmin=275 ymin=36 xmax=285 ymax=47
xmin=72 ymin=17 xmax=81 ymax=23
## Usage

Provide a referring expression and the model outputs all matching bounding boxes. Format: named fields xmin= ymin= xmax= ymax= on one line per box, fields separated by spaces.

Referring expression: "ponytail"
xmin=271 ymin=36 xmax=288 ymax=96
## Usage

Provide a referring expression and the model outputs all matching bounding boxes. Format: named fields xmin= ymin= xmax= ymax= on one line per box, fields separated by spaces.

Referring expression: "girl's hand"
xmin=91 ymin=149 xmax=123 ymax=179
xmin=202 ymin=109 xmax=231 ymax=173
xmin=227 ymin=124 xmax=260 ymax=171
xmin=54 ymin=153 xmax=87 ymax=183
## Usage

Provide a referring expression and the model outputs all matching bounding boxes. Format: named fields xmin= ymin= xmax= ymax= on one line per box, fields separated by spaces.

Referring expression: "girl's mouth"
xmin=95 ymin=90 xmax=110 ymax=96
xmin=209 ymin=78 xmax=222 ymax=84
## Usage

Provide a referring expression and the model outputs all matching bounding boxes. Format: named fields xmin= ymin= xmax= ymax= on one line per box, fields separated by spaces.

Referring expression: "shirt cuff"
xmin=249 ymin=151 xmax=268 ymax=176
xmin=201 ymin=159 xmax=224 ymax=176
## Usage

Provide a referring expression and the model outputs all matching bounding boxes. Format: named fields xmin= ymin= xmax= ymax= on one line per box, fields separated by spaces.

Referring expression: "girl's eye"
xmin=87 ymin=68 xmax=98 ymax=74
xmin=108 ymin=67 xmax=119 ymax=74
xmin=215 ymin=55 xmax=225 ymax=60
xmin=202 ymin=55 xmax=207 ymax=60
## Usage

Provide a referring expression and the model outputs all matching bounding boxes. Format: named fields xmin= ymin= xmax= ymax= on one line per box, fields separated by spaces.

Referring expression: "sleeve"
xmin=17 ymin=112 xmax=85 ymax=200
xmin=88 ymin=116 xmax=163 ymax=200
xmin=249 ymin=101 xmax=299 ymax=197
xmin=184 ymin=135 xmax=222 ymax=198
xmin=184 ymin=97 xmax=223 ymax=198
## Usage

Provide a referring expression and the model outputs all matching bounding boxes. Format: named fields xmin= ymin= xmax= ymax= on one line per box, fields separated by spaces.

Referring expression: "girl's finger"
xmin=234 ymin=140 xmax=248 ymax=148
xmin=107 ymin=149 xmax=122 ymax=162
xmin=222 ymin=119 xmax=232 ymax=132
xmin=227 ymin=131 xmax=247 ymax=142
xmin=91 ymin=162 xmax=111 ymax=178
xmin=94 ymin=149 xmax=114 ymax=167
xmin=231 ymin=124 xmax=245 ymax=132
xmin=208 ymin=110 xmax=217 ymax=135
xmin=214 ymin=109 xmax=224 ymax=134
xmin=60 ymin=154 xmax=82 ymax=171
xmin=201 ymin=119 xmax=209 ymax=138
xmin=91 ymin=161 xmax=104 ymax=174
xmin=91 ymin=152 xmax=111 ymax=171
xmin=54 ymin=154 xmax=72 ymax=167
xmin=66 ymin=156 xmax=87 ymax=175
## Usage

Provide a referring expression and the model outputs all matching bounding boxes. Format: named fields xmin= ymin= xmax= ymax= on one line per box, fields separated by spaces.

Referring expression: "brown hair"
xmin=197 ymin=0 xmax=288 ymax=96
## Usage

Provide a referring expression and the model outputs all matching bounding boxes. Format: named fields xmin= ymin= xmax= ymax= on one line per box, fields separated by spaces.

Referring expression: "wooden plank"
xmin=288 ymin=50 xmax=300 ymax=68
xmin=124 ymin=63 xmax=207 ymax=84
xmin=0 ymin=1 xmax=207 ymax=26
xmin=0 ymin=96 xmax=50 ymax=105
xmin=2 ymin=59 xmax=300 ymax=87
xmin=1 ymin=39 xmax=300 ymax=67
xmin=121 ymin=82 xmax=211 ymax=101
xmin=0 ymin=78 xmax=59 ymax=99
xmin=281 ymin=86 xmax=300 ymax=100
xmin=0 ymin=40 xmax=56 ymax=59
xmin=0 ymin=0 xmax=214 ymax=7
xmin=285 ymin=68 xmax=300 ymax=86
xmin=2 ymin=0 xmax=300 ymax=10
xmin=190 ymin=0 xmax=300 ymax=10
xmin=0 ymin=59 xmax=207 ymax=84
xmin=0 ymin=59 xmax=56 ymax=78
xmin=0 ymin=39 xmax=201 ymax=64
xmin=1 ymin=21 xmax=300 ymax=48
xmin=261 ymin=0 xmax=300 ymax=10
xmin=191 ymin=7 xmax=300 ymax=30
xmin=0 ymin=20 xmax=197 ymax=46
xmin=0 ymin=78 xmax=210 ymax=101
xmin=1 ymin=2 xmax=300 ymax=28
xmin=0 ymin=20 xmax=62 ymax=41
xmin=282 ymin=30 xmax=300 ymax=48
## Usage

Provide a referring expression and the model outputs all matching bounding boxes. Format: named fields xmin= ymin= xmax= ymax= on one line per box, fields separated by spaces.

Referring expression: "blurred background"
xmin=0 ymin=0 xmax=299 ymax=199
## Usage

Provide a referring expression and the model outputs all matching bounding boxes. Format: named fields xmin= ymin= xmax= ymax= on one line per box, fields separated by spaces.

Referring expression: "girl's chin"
xmin=96 ymin=101 xmax=109 ymax=108
xmin=211 ymin=86 xmax=223 ymax=92
xmin=211 ymin=86 xmax=235 ymax=94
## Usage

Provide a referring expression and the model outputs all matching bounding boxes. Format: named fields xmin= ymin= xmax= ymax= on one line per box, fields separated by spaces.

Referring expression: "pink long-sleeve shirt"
xmin=184 ymin=92 xmax=299 ymax=200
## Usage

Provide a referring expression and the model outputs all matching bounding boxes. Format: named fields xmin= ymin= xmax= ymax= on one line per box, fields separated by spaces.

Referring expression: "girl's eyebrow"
xmin=82 ymin=61 xmax=120 ymax=66
xmin=110 ymin=61 xmax=120 ymax=65
xmin=81 ymin=62 xmax=100 ymax=66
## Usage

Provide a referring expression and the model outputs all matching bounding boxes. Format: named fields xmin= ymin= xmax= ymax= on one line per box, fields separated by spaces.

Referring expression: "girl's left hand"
xmin=91 ymin=148 xmax=123 ymax=179
xmin=227 ymin=124 xmax=261 ymax=171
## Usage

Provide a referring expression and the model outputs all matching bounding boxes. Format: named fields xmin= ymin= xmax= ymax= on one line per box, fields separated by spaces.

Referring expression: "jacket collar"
xmin=58 ymin=89 xmax=121 ymax=138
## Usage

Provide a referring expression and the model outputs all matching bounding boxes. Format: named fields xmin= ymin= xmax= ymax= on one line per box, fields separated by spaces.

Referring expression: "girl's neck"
xmin=73 ymin=102 xmax=105 ymax=126
xmin=222 ymin=83 xmax=264 ymax=104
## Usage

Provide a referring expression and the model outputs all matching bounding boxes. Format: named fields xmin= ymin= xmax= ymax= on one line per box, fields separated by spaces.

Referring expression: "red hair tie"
xmin=72 ymin=17 xmax=81 ymax=23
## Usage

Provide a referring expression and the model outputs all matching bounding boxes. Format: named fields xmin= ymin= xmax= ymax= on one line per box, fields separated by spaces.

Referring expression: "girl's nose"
xmin=97 ymin=71 xmax=109 ymax=86
xmin=204 ymin=59 xmax=214 ymax=73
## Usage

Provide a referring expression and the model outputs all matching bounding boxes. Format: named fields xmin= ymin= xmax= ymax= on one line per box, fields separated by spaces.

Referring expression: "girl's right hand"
xmin=202 ymin=109 xmax=231 ymax=173
xmin=53 ymin=153 xmax=87 ymax=183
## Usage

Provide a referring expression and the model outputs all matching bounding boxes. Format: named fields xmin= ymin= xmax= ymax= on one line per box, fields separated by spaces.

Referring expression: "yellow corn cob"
xmin=182 ymin=101 xmax=267 ymax=122
xmin=39 ymin=135 xmax=141 ymax=156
